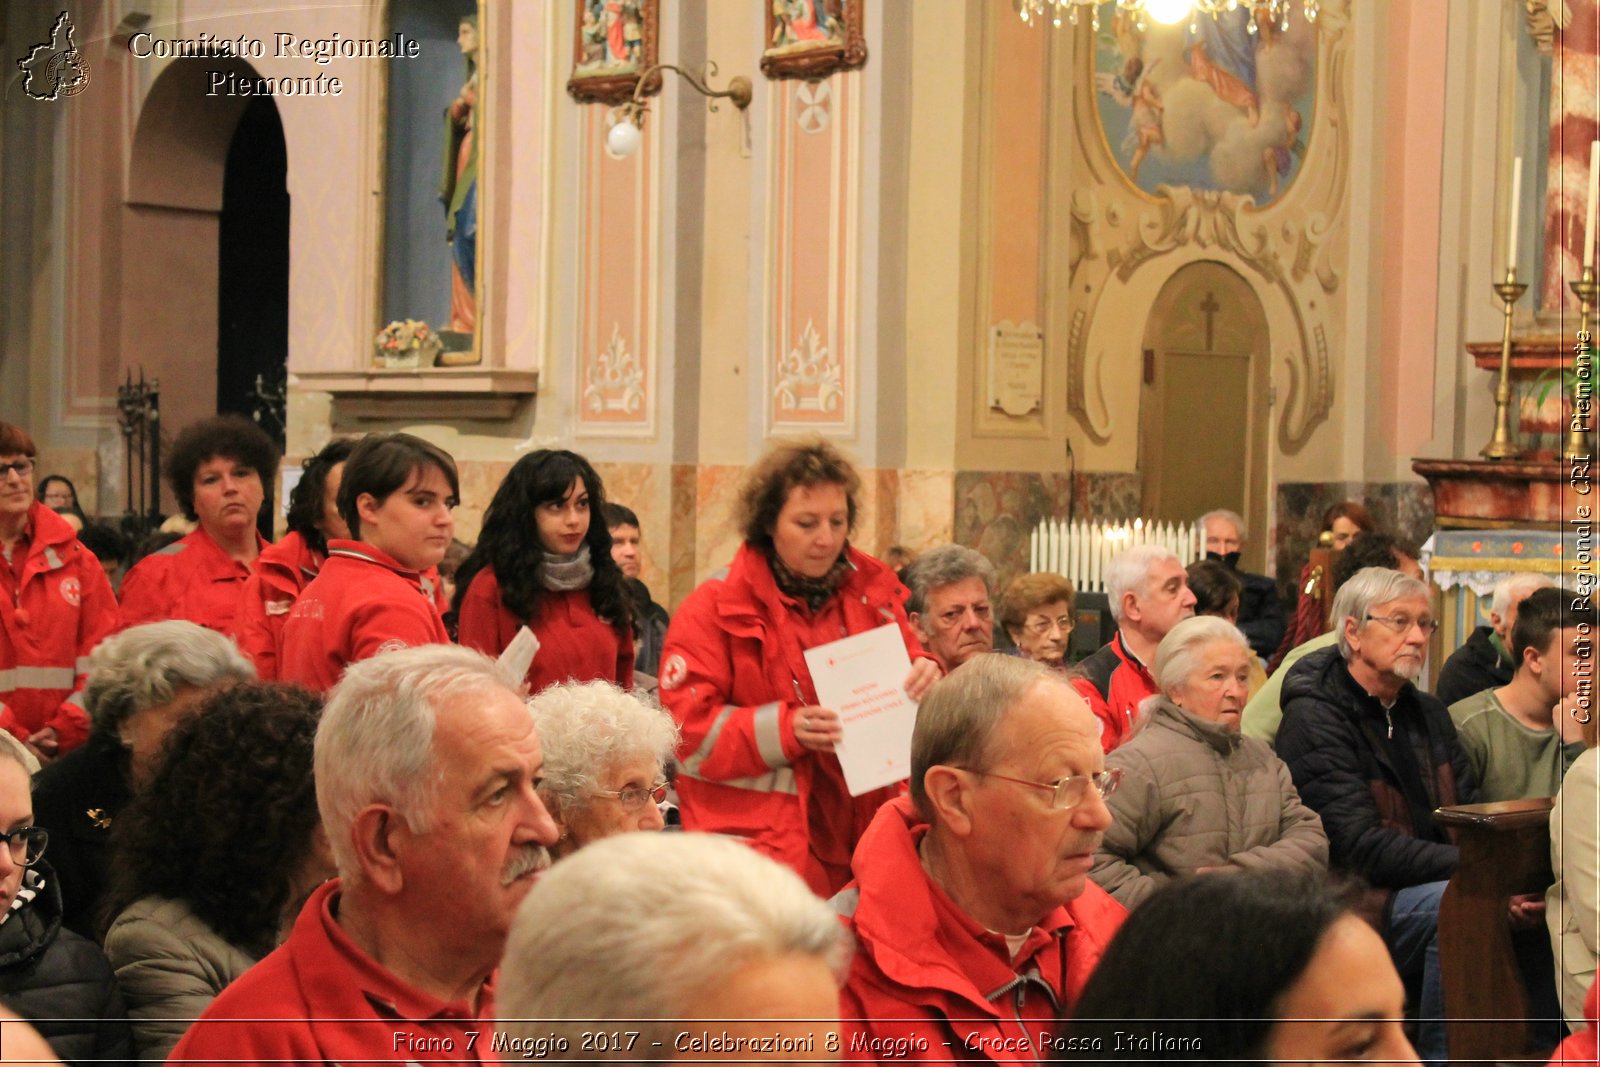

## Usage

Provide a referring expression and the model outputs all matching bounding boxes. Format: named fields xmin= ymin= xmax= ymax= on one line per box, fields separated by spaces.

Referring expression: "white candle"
xmin=1507 ymin=156 xmax=1522 ymax=274
xmin=1586 ymin=141 xmax=1599 ymax=270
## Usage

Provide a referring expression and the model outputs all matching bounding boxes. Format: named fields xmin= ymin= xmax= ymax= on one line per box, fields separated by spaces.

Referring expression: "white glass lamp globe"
xmin=607 ymin=118 xmax=643 ymax=158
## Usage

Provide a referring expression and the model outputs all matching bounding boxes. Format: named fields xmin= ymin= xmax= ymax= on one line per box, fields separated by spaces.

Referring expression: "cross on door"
xmin=1199 ymin=292 xmax=1221 ymax=350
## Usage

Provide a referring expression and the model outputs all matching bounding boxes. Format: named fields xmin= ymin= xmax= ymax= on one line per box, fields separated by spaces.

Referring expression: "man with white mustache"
xmin=172 ymin=645 xmax=559 ymax=1066
xmin=1275 ymin=567 xmax=1478 ymax=1067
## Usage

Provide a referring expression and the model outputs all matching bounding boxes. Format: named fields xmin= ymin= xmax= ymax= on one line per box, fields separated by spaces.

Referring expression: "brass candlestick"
xmin=1481 ymin=268 xmax=1528 ymax=460
xmin=1567 ymin=266 xmax=1598 ymax=460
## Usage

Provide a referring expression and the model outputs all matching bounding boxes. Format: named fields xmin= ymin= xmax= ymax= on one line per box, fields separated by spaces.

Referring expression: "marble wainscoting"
xmin=661 ymin=465 xmax=963 ymax=610
xmin=1272 ymin=481 xmax=1436 ymax=595
xmin=590 ymin=461 xmax=673 ymax=601
xmin=952 ymin=470 xmax=1143 ymax=589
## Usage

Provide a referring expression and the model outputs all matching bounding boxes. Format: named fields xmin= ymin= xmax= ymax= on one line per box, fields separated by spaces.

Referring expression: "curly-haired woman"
xmin=118 ymin=415 xmax=279 ymax=636
xmin=101 ymin=682 xmax=328 ymax=1060
xmin=658 ymin=438 xmax=939 ymax=896
xmin=454 ymin=450 xmax=634 ymax=694
xmin=235 ymin=439 xmax=355 ymax=679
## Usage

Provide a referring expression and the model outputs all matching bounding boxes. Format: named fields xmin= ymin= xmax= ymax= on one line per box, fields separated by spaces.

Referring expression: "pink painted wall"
xmin=1376 ymin=0 xmax=1447 ymax=459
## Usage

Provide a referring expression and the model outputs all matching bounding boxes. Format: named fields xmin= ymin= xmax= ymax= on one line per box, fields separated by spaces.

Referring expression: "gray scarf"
xmin=541 ymin=544 xmax=594 ymax=592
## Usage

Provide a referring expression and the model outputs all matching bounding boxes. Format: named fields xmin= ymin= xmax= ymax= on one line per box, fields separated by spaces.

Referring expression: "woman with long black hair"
xmin=453 ymin=450 xmax=633 ymax=695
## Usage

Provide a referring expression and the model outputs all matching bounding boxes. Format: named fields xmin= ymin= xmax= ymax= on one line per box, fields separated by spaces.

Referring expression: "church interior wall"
xmin=3 ymin=0 xmax=1578 ymax=610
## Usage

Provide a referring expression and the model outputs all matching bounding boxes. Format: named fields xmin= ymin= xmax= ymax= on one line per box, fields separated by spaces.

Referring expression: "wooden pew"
xmin=1433 ymin=798 xmax=1556 ymax=1067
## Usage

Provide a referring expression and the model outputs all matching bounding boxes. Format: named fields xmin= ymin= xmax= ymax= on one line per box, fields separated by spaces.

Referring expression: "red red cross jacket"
xmin=169 ymin=880 xmax=497 ymax=1067
xmin=117 ymin=527 xmax=266 ymax=638
xmin=835 ymin=796 xmax=1126 ymax=1065
xmin=1072 ymin=632 xmax=1160 ymax=753
xmin=658 ymin=543 xmax=935 ymax=897
xmin=0 ymin=503 xmax=118 ymax=753
xmin=234 ymin=531 xmax=321 ymax=681
xmin=277 ymin=540 xmax=449 ymax=692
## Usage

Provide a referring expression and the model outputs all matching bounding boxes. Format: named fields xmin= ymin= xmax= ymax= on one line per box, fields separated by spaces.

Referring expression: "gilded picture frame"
xmin=762 ymin=0 xmax=867 ymax=82
xmin=567 ymin=0 xmax=661 ymax=107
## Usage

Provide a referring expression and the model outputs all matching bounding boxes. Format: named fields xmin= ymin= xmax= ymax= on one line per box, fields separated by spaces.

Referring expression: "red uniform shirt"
xmin=836 ymin=796 xmax=1126 ymax=1065
xmin=0 ymin=503 xmax=118 ymax=752
xmin=168 ymin=880 xmax=497 ymax=1067
xmin=117 ymin=527 xmax=265 ymax=637
xmin=1072 ymin=632 xmax=1159 ymax=753
xmin=455 ymin=566 xmax=633 ymax=696
xmin=278 ymin=540 xmax=449 ymax=693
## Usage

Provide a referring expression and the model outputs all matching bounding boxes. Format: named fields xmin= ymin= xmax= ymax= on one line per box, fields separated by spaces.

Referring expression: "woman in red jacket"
xmin=658 ymin=438 xmax=941 ymax=896
xmin=234 ymin=439 xmax=354 ymax=679
xmin=454 ymin=450 xmax=633 ymax=694
xmin=0 ymin=422 xmax=119 ymax=761
xmin=118 ymin=415 xmax=277 ymax=637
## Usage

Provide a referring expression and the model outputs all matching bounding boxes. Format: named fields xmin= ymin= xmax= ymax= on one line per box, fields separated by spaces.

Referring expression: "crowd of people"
xmin=0 ymin=413 xmax=1593 ymax=1067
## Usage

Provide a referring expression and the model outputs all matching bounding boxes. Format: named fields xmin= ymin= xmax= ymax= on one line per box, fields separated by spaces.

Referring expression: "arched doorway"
xmin=123 ymin=58 xmax=287 ymax=522
xmin=1138 ymin=261 xmax=1271 ymax=570
xmin=217 ymin=96 xmax=289 ymax=439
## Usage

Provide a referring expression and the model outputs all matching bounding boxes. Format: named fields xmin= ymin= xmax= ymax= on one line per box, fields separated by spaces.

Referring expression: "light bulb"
xmin=1142 ymin=0 xmax=1194 ymax=24
xmin=606 ymin=118 xmax=642 ymax=158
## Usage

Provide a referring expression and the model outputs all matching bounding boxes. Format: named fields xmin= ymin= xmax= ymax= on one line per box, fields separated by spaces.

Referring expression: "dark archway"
xmin=216 ymin=95 xmax=289 ymax=443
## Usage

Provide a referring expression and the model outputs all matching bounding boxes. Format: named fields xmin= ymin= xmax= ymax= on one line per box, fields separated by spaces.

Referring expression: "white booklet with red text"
xmin=804 ymin=623 xmax=917 ymax=796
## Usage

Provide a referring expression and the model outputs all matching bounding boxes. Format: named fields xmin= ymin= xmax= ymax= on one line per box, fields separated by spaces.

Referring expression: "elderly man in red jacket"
xmin=835 ymin=655 xmax=1127 ymax=1064
xmin=170 ymin=645 xmax=559 ymax=1066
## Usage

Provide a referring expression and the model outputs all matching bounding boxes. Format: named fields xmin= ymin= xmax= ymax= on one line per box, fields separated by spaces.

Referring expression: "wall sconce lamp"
xmin=606 ymin=62 xmax=752 ymax=158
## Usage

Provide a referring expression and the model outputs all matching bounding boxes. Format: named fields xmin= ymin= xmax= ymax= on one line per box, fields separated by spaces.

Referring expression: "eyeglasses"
xmin=1364 ymin=613 xmax=1440 ymax=636
xmin=960 ymin=768 xmax=1121 ymax=810
xmin=0 ymin=826 xmax=47 ymax=867
xmin=1024 ymin=615 xmax=1074 ymax=637
xmin=591 ymin=781 xmax=669 ymax=811
xmin=0 ymin=460 xmax=34 ymax=480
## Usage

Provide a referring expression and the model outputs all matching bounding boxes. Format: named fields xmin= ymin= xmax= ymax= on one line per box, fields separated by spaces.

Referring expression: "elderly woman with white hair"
xmin=497 ymin=833 xmax=848 ymax=1058
xmin=1091 ymin=615 xmax=1327 ymax=909
xmin=29 ymin=621 xmax=254 ymax=939
xmin=526 ymin=680 xmax=679 ymax=860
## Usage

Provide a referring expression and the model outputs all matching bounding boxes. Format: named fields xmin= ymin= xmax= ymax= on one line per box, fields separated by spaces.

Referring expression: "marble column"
xmin=1542 ymin=0 xmax=1599 ymax=312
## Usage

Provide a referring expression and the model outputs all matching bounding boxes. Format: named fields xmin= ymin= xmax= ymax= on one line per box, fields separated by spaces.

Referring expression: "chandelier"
xmin=1015 ymin=0 xmax=1319 ymax=32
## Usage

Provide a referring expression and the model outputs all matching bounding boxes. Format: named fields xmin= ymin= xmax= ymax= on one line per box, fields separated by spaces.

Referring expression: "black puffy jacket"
xmin=1275 ymin=645 xmax=1478 ymax=929
xmin=0 ymin=862 xmax=131 ymax=1066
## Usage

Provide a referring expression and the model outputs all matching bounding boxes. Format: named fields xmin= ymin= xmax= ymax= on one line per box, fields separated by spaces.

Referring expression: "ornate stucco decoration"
xmin=1062 ymin=0 xmax=1350 ymax=456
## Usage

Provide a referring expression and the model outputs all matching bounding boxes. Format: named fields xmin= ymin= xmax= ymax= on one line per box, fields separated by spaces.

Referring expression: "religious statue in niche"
xmin=568 ymin=0 xmax=659 ymax=107
xmin=442 ymin=13 xmax=479 ymax=339
xmin=1091 ymin=2 xmax=1317 ymax=204
xmin=762 ymin=0 xmax=867 ymax=81
xmin=378 ymin=0 xmax=483 ymax=368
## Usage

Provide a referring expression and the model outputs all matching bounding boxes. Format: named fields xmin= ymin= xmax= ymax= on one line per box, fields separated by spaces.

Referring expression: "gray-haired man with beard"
xmin=171 ymin=645 xmax=558 ymax=1066
xmin=1275 ymin=567 xmax=1478 ymax=1066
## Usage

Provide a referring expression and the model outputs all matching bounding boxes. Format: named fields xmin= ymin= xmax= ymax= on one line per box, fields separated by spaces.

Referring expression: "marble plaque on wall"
xmin=988 ymin=321 xmax=1044 ymax=417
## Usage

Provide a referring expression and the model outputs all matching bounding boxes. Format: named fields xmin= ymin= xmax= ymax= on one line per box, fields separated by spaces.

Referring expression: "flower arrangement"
xmin=374 ymin=319 xmax=442 ymax=369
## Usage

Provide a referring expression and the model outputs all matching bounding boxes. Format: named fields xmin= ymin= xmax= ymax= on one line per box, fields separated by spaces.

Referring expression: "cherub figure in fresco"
xmin=1096 ymin=57 xmax=1165 ymax=182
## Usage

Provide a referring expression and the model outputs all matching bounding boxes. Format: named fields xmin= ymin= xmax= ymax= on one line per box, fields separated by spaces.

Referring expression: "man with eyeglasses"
xmin=0 ymin=422 xmax=119 ymax=764
xmin=834 ymin=655 xmax=1126 ymax=1063
xmin=1276 ymin=566 xmax=1479 ymax=1067
xmin=0 ymin=740 xmax=131 ymax=1060
xmin=905 ymin=545 xmax=998 ymax=673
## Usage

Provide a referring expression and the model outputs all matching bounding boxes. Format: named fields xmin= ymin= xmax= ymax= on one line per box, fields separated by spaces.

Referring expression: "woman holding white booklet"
xmin=658 ymin=438 xmax=940 ymax=897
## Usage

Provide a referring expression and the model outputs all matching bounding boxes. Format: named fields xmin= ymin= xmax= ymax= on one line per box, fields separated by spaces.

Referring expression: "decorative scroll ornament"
xmin=582 ymin=324 xmax=645 ymax=415
xmin=775 ymin=320 xmax=843 ymax=414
